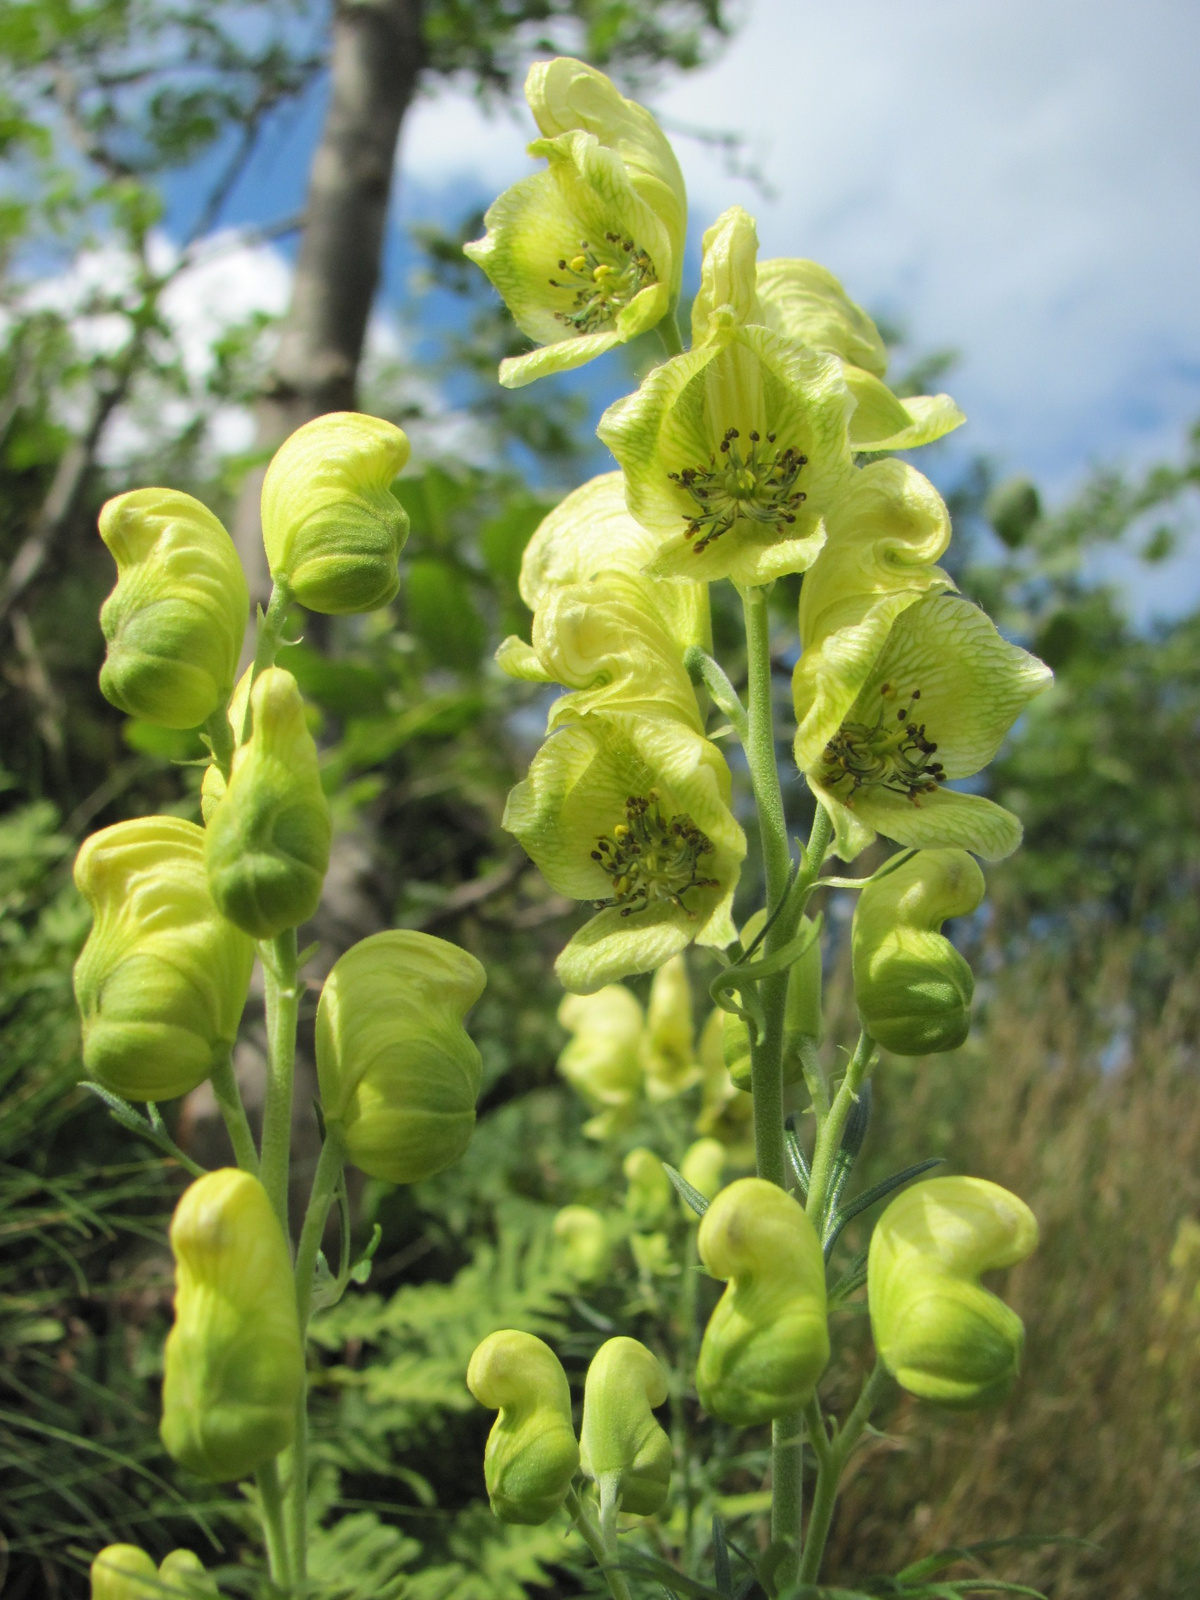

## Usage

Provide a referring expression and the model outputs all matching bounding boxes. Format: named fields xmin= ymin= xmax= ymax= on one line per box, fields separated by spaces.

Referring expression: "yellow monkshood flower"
xmin=640 ymin=952 xmax=701 ymax=1098
xmin=557 ymin=984 xmax=644 ymax=1139
xmin=503 ymin=711 xmax=744 ymax=991
xmin=868 ymin=1175 xmax=1038 ymax=1407
xmin=316 ymin=930 xmax=485 ymax=1184
xmin=580 ymin=1337 xmax=671 ymax=1516
xmin=161 ymin=1169 xmax=304 ymax=1481
xmin=792 ymin=458 xmax=953 ymax=774
xmin=755 ymin=256 xmax=964 ymax=452
xmin=261 ymin=411 xmax=410 ymax=614
xmin=466 ymin=58 xmax=684 ymax=389
xmin=98 ymin=488 xmax=248 ymax=730
xmin=598 ymin=209 xmax=854 ymax=586
xmin=468 ymin=1329 xmax=580 ymax=1524
xmin=73 ymin=817 xmax=255 ymax=1103
xmin=801 ymin=593 xmax=1052 ymax=862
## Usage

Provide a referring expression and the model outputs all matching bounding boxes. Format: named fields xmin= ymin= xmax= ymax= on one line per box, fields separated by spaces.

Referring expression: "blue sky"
xmin=167 ymin=0 xmax=1200 ymax=616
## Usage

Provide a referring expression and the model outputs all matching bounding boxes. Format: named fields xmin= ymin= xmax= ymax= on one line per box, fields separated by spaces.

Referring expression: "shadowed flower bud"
xmin=157 ymin=1552 xmax=218 ymax=1597
xmin=641 ymin=954 xmax=700 ymax=1099
xmin=260 ymin=412 xmax=410 ymax=614
xmin=161 ymin=1169 xmax=304 ymax=1481
xmin=317 ymin=930 xmax=486 ymax=1184
xmin=98 ymin=489 xmax=248 ymax=730
xmin=868 ymin=1175 xmax=1038 ymax=1408
xmin=694 ymin=1007 xmax=753 ymax=1160
xmin=205 ymin=667 xmax=331 ymax=938
xmin=680 ymin=1138 xmax=725 ymax=1208
xmin=557 ymin=984 xmax=644 ymax=1140
xmin=580 ymin=1336 xmax=671 ymax=1516
xmin=74 ymin=818 xmax=255 ymax=1102
xmin=852 ymin=849 xmax=986 ymax=1054
xmin=467 ymin=1329 xmax=579 ymax=1524
xmin=624 ymin=1147 xmax=671 ymax=1230
xmin=554 ymin=1205 xmax=612 ymax=1283
xmin=696 ymin=1178 xmax=829 ymax=1425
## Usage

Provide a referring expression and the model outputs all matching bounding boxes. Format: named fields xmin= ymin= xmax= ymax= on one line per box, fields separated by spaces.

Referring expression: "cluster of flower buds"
xmin=90 ymin=1544 xmax=217 ymax=1599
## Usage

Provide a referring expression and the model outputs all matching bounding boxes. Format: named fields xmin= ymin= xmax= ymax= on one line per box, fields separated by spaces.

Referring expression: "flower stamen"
xmin=591 ymin=790 xmax=719 ymax=918
xmin=549 ymin=234 xmax=656 ymax=335
xmin=668 ymin=428 xmax=807 ymax=554
xmin=821 ymin=682 xmax=946 ymax=804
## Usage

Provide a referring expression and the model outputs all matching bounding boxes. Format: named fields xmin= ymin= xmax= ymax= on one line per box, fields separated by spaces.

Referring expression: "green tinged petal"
xmin=580 ymin=1337 xmax=671 ymax=1516
xmin=755 ymin=257 xmax=889 ymax=376
xmin=205 ymin=666 xmax=332 ymax=937
xmin=467 ymin=1329 xmax=579 ymax=1523
xmin=868 ymin=1175 xmax=1038 ymax=1407
xmin=98 ymin=489 xmax=248 ymax=730
xmin=793 ymin=459 xmax=953 ymax=772
xmin=557 ymin=984 xmax=644 ymax=1138
xmin=261 ymin=411 xmax=410 ymax=614
xmin=317 ymin=930 xmax=485 ymax=1184
xmin=73 ymin=818 xmax=255 ymax=1102
xmin=690 ymin=206 xmax=761 ymax=344
xmin=161 ymin=1169 xmax=304 ymax=1480
xmin=844 ymin=369 xmax=965 ymax=451
xmin=501 ymin=712 xmax=744 ymax=992
xmin=598 ymin=324 xmax=853 ymax=586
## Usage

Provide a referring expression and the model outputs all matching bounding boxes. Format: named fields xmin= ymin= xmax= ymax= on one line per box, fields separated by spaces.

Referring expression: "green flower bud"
xmin=640 ymin=954 xmax=699 ymax=1099
xmin=73 ymin=818 xmax=255 ymax=1102
xmin=696 ymin=1178 xmax=829 ymax=1425
xmin=852 ymin=849 xmax=985 ymax=1054
xmin=580 ymin=1336 xmax=671 ymax=1516
xmin=316 ymin=930 xmax=485 ymax=1184
xmin=557 ymin=984 xmax=644 ymax=1140
xmin=694 ymin=1007 xmax=753 ymax=1160
xmin=204 ymin=667 xmax=331 ymax=938
xmin=630 ymin=1230 xmax=674 ymax=1279
xmin=98 ymin=489 xmax=248 ymax=730
xmin=724 ymin=915 xmax=819 ymax=1092
xmin=624 ymin=1147 xmax=671 ymax=1231
xmin=722 ymin=1010 xmax=753 ymax=1092
xmin=157 ymin=1552 xmax=219 ymax=1597
xmin=161 ymin=1168 xmax=304 ymax=1481
xmin=680 ymin=1138 xmax=725 ymax=1208
xmin=553 ymin=1205 xmax=612 ymax=1283
xmin=90 ymin=1546 xmax=157 ymax=1600
xmin=467 ymin=1329 xmax=580 ymax=1524
xmin=868 ymin=1175 xmax=1038 ymax=1408
xmin=260 ymin=412 xmax=410 ymax=614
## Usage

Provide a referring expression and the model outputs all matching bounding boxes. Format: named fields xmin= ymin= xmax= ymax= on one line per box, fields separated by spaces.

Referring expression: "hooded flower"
xmin=465 ymin=59 xmax=685 ymax=389
xmin=503 ymin=711 xmax=744 ymax=991
xmin=755 ymin=256 xmax=965 ymax=452
xmin=556 ymin=983 xmax=645 ymax=1139
xmin=802 ymin=593 xmax=1052 ymax=861
xmin=598 ymin=208 xmax=854 ymax=585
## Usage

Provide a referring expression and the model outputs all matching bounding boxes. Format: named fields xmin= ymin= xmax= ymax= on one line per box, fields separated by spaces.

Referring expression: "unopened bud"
xmin=553 ymin=1205 xmax=611 ymax=1283
xmin=261 ymin=412 xmax=410 ymax=614
xmin=640 ymin=954 xmax=699 ymax=1100
xmin=557 ymin=985 xmax=643 ymax=1140
xmin=98 ymin=489 xmax=248 ymax=730
xmin=624 ymin=1147 xmax=671 ymax=1230
xmin=868 ymin=1175 xmax=1038 ymax=1408
xmin=853 ymin=849 xmax=985 ymax=1054
xmin=74 ymin=818 xmax=254 ymax=1102
xmin=161 ymin=1169 xmax=304 ymax=1481
xmin=679 ymin=1138 xmax=725 ymax=1208
xmin=205 ymin=667 xmax=331 ymax=938
xmin=467 ymin=1330 xmax=579 ymax=1523
xmin=90 ymin=1546 xmax=157 ymax=1600
xmin=157 ymin=1552 xmax=218 ymax=1597
xmin=580 ymin=1336 xmax=671 ymax=1516
xmin=696 ymin=1178 xmax=829 ymax=1425
xmin=316 ymin=930 xmax=485 ymax=1184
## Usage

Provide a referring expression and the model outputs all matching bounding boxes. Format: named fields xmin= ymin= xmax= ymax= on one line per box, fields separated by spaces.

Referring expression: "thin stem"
xmin=209 ymin=1055 xmax=260 ymax=1176
xmin=204 ymin=698 xmax=235 ymax=780
xmin=255 ymin=1458 xmax=293 ymax=1589
xmin=656 ymin=307 xmax=685 ymax=359
xmin=244 ymin=579 xmax=293 ymax=740
xmin=797 ymin=1362 xmax=889 ymax=1585
xmin=769 ymin=1408 xmax=805 ymax=1591
xmin=806 ymin=1031 xmax=876 ymax=1225
xmin=259 ymin=928 xmax=300 ymax=1234
xmin=566 ymin=1485 xmax=633 ymax=1600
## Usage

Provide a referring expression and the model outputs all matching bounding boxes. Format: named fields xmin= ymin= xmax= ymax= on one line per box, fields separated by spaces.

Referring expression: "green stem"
xmin=684 ymin=645 xmax=749 ymax=742
xmin=209 ymin=1054 xmax=260 ymax=1176
xmin=797 ymin=1035 xmax=831 ymax=1123
xmin=259 ymin=928 xmax=300 ymax=1234
xmin=805 ymin=1030 xmax=876 ymax=1225
xmin=204 ymin=699 xmax=235 ymax=781
xmin=255 ymin=1458 xmax=293 ymax=1589
xmin=796 ymin=1362 xmax=889 ymax=1585
xmin=769 ymin=1407 xmax=805 ymax=1590
xmin=243 ymin=578 xmax=293 ymax=741
xmin=656 ymin=307 xmax=685 ymax=359
xmin=566 ymin=1485 xmax=633 ymax=1600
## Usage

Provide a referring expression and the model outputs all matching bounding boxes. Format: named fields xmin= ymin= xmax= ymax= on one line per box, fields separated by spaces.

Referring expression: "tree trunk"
xmin=235 ymin=0 xmax=426 ymax=599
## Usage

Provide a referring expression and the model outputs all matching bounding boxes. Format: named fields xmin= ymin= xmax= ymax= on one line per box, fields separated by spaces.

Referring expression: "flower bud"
xmin=161 ymin=1169 xmax=304 ymax=1481
xmin=680 ymin=1138 xmax=725 ymax=1208
xmin=73 ymin=818 xmax=255 ymax=1103
xmin=204 ymin=667 xmax=331 ymax=938
xmin=554 ymin=1205 xmax=611 ymax=1283
xmin=580 ymin=1336 xmax=671 ymax=1516
xmin=624 ymin=1147 xmax=671 ymax=1231
xmin=98 ymin=489 xmax=248 ymax=730
xmin=868 ymin=1175 xmax=1038 ymax=1408
xmin=696 ymin=1178 xmax=829 ymax=1425
xmin=852 ymin=849 xmax=985 ymax=1054
xmin=316 ymin=930 xmax=485 ymax=1184
xmin=694 ymin=1007 xmax=753 ymax=1159
xmin=630 ymin=1230 xmax=674 ymax=1279
xmin=260 ymin=412 xmax=410 ymax=614
xmin=467 ymin=1329 xmax=579 ymax=1524
xmin=641 ymin=954 xmax=699 ymax=1099
xmin=557 ymin=985 xmax=644 ymax=1140
xmin=90 ymin=1546 xmax=157 ymax=1600
xmin=157 ymin=1552 xmax=218 ymax=1597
